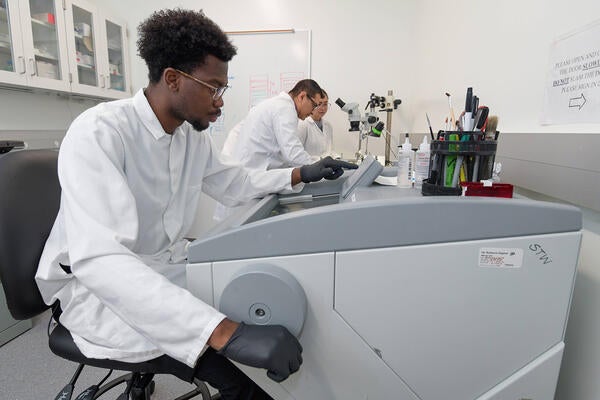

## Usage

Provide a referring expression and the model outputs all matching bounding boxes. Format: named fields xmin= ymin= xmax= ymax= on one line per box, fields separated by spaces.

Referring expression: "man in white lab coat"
xmin=215 ymin=80 xmax=331 ymax=221
xmin=226 ymin=79 xmax=325 ymax=170
xmin=35 ymin=8 xmax=355 ymax=400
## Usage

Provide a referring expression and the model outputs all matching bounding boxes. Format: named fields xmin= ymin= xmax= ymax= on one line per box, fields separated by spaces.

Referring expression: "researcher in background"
xmin=221 ymin=119 xmax=243 ymax=159
xmin=35 ymin=8 xmax=355 ymax=400
xmin=226 ymin=79 xmax=326 ymax=171
xmin=295 ymin=90 xmax=336 ymax=158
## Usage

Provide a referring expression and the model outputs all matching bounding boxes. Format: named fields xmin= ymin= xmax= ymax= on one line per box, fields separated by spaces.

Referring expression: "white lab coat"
xmin=221 ymin=120 xmax=242 ymax=159
xmin=295 ymin=116 xmax=334 ymax=158
xmin=228 ymin=92 xmax=318 ymax=170
xmin=35 ymin=89 xmax=300 ymax=367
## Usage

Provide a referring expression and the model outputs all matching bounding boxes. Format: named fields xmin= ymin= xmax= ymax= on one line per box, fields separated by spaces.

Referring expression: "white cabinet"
xmin=64 ymin=0 xmax=130 ymax=99
xmin=101 ymin=14 xmax=130 ymax=98
xmin=0 ymin=0 xmax=70 ymax=92
xmin=0 ymin=0 xmax=27 ymax=86
xmin=0 ymin=0 xmax=130 ymax=99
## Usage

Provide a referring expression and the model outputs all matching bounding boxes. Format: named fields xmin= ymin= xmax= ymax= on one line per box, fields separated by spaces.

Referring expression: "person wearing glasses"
xmin=35 ymin=8 xmax=356 ymax=400
xmin=214 ymin=79 xmax=333 ymax=221
xmin=224 ymin=79 xmax=326 ymax=171
xmin=295 ymin=90 xmax=336 ymax=158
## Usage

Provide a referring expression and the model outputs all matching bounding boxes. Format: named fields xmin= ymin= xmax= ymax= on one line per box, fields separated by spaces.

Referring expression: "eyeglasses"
xmin=174 ymin=69 xmax=229 ymax=100
xmin=307 ymin=96 xmax=320 ymax=111
xmin=317 ymin=102 xmax=330 ymax=108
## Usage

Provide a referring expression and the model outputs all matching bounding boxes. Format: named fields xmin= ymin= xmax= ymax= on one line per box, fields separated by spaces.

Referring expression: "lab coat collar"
xmin=133 ymin=89 xmax=172 ymax=141
xmin=279 ymin=91 xmax=293 ymax=103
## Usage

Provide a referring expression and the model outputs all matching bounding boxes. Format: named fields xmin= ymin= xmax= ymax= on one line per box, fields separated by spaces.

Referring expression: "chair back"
xmin=0 ymin=150 xmax=61 ymax=320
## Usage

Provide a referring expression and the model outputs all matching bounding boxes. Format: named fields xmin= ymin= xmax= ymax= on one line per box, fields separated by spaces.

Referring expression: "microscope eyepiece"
xmin=335 ymin=98 xmax=346 ymax=108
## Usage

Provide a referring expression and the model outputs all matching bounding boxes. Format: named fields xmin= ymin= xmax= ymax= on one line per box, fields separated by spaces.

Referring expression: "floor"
xmin=0 ymin=310 xmax=207 ymax=399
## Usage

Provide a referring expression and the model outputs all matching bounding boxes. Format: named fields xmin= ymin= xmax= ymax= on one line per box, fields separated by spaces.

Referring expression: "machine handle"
xmin=17 ymin=56 xmax=26 ymax=74
xmin=28 ymin=57 xmax=36 ymax=76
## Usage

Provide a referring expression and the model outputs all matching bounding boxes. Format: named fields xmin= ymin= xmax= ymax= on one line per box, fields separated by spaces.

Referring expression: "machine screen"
xmin=340 ymin=155 xmax=383 ymax=199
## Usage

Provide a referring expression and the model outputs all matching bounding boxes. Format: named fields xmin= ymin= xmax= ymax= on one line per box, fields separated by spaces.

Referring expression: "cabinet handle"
xmin=100 ymin=74 xmax=105 ymax=88
xmin=17 ymin=56 xmax=26 ymax=74
xmin=28 ymin=58 xmax=36 ymax=76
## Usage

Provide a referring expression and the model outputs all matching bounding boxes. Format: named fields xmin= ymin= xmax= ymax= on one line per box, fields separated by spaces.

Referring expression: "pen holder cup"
xmin=421 ymin=131 xmax=497 ymax=196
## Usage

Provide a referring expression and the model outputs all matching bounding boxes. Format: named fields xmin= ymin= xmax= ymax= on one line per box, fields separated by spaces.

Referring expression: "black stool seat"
xmin=50 ymin=324 xmax=195 ymax=381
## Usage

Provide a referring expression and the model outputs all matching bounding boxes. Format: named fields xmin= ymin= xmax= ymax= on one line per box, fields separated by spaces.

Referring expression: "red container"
xmin=32 ymin=13 xmax=55 ymax=25
xmin=460 ymin=182 xmax=513 ymax=198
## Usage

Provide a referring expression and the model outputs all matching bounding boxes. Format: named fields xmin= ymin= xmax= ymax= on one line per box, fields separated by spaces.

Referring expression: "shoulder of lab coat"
xmin=295 ymin=116 xmax=311 ymax=146
xmin=271 ymin=94 xmax=314 ymax=166
xmin=232 ymin=92 xmax=315 ymax=169
xmin=294 ymin=116 xmax=334 ymax=159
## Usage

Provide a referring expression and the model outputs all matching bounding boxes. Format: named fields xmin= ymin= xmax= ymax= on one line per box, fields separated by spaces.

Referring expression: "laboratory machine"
xmin=186 ymin=156 xmax=582 ymax=400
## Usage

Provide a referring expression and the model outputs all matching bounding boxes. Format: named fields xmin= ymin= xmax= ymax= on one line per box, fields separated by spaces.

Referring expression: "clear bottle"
xmin=414 ymin=136 xmax=431 ymax=188
xmin=397 ymin=133 xmax=414 ymax=188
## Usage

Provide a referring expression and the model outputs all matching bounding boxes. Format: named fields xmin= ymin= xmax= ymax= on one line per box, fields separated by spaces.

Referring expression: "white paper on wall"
xmin=542 ymin=19 xmax=600 ymax=125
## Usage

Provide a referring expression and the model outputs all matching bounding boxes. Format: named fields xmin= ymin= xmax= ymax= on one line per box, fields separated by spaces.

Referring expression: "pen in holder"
xmin=422 ymin=130 xmax=497 ymax=196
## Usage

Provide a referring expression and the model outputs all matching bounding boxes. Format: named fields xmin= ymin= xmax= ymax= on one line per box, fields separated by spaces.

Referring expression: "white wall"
xmin=409 ymin=0 xmax=600 ymax=134
xmin=103 ymin=0 xmax=419 ymax=158
xmin=106 ymin=0 xmax=600 ymax=139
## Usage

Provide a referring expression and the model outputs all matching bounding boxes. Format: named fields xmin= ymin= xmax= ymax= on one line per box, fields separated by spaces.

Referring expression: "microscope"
xmin=336 ymin=92 xmax=401 ymax=164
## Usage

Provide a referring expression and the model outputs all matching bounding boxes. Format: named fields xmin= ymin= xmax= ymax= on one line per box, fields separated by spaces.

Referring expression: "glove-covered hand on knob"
xmin=218 ymin=322 xmax=303 ymax=382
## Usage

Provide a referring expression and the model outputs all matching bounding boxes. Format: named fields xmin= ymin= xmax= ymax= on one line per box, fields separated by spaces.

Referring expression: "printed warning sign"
xmin=542 ymin=20 xmax=600 ymax=124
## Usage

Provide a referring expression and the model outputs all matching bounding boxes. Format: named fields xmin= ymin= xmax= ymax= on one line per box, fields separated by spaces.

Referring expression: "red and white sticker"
xmin=479 ymin=248 xmax=523 ymax=268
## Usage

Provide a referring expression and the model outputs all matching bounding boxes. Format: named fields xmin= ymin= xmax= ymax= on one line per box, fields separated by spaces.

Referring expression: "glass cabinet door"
xmin=65 ymin=0 xmax=130 ymax=98
xmin=105 ymin=20 xmax=126 ymax=92
xmin=72 ymin=4 xmax=97 ymax=87
xmin=25 ymin=0 xmax=63 ymax=80
xmin=0 ymin=0 xmax=20 ymax=74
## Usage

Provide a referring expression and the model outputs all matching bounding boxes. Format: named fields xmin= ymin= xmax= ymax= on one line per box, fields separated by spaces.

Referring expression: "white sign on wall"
xmin=542 ymin=20 xmax=600 ymax=124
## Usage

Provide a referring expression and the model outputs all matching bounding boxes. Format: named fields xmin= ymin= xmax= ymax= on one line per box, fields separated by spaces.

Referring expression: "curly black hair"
xmin=137 ymin=8 xmax=237 ymax=83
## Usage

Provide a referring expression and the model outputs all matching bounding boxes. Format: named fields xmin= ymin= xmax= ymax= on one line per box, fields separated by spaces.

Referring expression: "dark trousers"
xmin=192 ymin=348 xmax=273 ymax=400
xmin=157 ymin=348 xmax=273 ymax=400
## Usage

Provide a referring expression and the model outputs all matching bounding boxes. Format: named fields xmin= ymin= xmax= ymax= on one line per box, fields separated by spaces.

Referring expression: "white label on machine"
xmin=478 ymin=248 xmax=523 ymax=268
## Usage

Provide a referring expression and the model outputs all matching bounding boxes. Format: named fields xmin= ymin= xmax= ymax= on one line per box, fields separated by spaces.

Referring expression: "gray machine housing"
xmin=187 ymin=156 xmax=582 ymax=400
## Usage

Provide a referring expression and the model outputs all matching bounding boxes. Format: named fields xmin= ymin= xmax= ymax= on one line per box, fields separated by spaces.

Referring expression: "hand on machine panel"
xmin=300 ymin=156 xmax=358 ymax=183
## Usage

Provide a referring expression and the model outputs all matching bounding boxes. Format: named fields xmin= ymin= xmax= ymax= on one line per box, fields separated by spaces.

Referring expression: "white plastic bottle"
xmin=414 ymin=136 xmax=431 ymax=188
xmin=397 ymin=133 xmax=414 ymax=188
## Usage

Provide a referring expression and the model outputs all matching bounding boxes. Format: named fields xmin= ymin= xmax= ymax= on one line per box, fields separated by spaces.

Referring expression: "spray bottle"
xmin=414 ymin=136 xmax=431 ymax=188
xmin=397 ymin=133 xmax=414 ymax=188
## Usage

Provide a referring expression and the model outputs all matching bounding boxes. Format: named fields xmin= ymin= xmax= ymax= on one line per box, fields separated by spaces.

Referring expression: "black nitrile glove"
xmin=218 ymin=323 xmax=303 ymax=382
xmin=300 ymin=156 xmax=358 ymax=183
